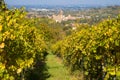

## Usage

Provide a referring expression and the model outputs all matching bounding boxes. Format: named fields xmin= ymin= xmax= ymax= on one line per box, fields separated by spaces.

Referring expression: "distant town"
xmin=26 ymin=5 xmax=120 ymax=24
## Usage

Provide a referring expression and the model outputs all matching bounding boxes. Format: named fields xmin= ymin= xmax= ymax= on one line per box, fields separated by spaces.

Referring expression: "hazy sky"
xmin=5 ymin=0 xmax=120 ymax=6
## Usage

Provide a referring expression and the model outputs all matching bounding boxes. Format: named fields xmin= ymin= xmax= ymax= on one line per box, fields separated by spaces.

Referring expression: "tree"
xmin=0 ymin=0 xmax=7 ymax=11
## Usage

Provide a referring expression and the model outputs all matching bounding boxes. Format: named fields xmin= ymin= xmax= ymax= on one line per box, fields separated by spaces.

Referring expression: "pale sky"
xmin=5 ymin=0 xmax=120 ymax=6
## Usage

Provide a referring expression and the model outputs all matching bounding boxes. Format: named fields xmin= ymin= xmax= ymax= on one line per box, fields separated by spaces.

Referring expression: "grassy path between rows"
xmin=46 ymin=53 xmax=77 ymax=80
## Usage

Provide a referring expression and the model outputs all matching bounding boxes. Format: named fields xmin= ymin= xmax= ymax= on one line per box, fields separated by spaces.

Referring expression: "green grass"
xmin=46 ymin=53 xmax=76 ymax=80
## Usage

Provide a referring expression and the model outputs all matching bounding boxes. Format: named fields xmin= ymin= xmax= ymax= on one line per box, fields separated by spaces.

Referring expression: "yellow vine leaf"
xmin=0 ymin=25 xmax=2 ymax=31
xmin=109 ymin=71 xmax=115 ymax=76
xmin=17 ymin=68 xmax=22 ymax=74
xmin=0 ymin=43 xmax=5 ymax=48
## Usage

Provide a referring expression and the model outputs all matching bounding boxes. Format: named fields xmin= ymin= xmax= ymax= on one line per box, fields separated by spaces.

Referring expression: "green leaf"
xmin=116 ymin=71 xmax=120 ymax=77
xmin=95 ymin=55 xmax=102 ymax=60
xmin=115 ymin=40 xmax=119 ymax=46
xmin=85 ymin=71 xmax=89 ymax=75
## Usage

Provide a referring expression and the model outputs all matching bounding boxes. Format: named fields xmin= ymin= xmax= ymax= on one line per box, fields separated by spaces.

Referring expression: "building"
xmin=51 ymin=10 xmax=77 ymax=23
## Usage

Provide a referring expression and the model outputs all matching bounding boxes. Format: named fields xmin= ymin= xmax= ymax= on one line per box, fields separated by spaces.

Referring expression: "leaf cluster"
xmin=52 ymin=15 xmax=120 ymax=80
